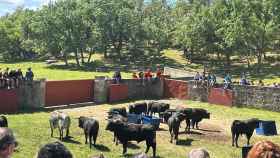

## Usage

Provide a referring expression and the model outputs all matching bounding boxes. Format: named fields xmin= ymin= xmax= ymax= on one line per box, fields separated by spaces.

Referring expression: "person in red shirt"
xmin=156 ymin=67 xmax=162 ymax=79
xmin=144 ymin=68 xmax=153 ymax=79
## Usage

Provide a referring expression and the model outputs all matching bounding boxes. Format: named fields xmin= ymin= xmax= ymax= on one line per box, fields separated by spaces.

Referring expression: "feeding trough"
xmin=256 ymin=120 xmax=277 ymax=136
xmin=142 ymin=116 xmax=161 ymax=130
xmin=127 ymin=113 xmax=142 ymax=124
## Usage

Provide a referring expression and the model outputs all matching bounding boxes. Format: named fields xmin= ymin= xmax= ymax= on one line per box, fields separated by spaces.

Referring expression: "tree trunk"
xmin=225 ymin=53 xmax=231 ymax=72
xmin=80 ymin=48 xmax=85 ymax=64
xmin=104 ymin=46 xmax=108 ymax=58
xmin=75 ymin=48 xmax=80 ymax=67
xmin=257 ymin=51 xmax=262 ymax=73
xmin=63 ymin=52 xmax=68 ymax=66
xmin=87 ymin=48 xmax=93 ymax=63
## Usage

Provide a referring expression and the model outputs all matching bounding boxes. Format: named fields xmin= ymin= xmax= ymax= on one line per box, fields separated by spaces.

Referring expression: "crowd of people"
xmin=193 ymin=71 xmax=217 ymax=88
xmin=112 ymin=66 xmax=163 ymax=85
xmin=0 ymin=67 xmax=34 ymax=89
xmin=0 ymin=127 xmax=279 ymax=158
xmin=193 ymin=71 xmax=280 ymax=90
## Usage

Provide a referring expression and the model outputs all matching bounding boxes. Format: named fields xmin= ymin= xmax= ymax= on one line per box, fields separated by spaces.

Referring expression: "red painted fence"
xmin=109 ymin=84 xmax=129 ymax=102
xmin=164 ymin=79 xmax=188 ymax=99
xmin=0 ymin=89 xmax=18 ymax=113
xmin=45 ymin=80 xmax=94 ymax=107
xmin=208 ymin=88 xmax=233 ymax=106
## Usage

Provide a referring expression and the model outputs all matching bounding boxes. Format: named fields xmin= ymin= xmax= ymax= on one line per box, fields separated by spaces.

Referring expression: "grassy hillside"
xmin=0 ymin=50 xmax=279 ymax=84
xmin=7 ymin=100 xmax=280 ymax=158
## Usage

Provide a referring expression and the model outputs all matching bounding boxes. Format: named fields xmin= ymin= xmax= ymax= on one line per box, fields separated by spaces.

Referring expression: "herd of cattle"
xmin=0 ymin=101 xmax=263 ymax=157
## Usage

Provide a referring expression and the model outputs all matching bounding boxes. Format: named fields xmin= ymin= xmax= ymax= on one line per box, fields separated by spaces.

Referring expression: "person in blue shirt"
xmin=224 ymin=73 xmax=232 ymax=89
xmin=25 ymin=68 xmax=34 ymax=81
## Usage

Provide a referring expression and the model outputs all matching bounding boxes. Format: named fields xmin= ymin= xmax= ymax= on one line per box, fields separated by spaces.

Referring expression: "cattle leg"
xmin=246 ymin=133 xmax=252 ymax=146
xmin=89 ymin=135 xmax=92 ymax=149
xmin=66 ymin=128 xmax=69 ymax=137
xmin=85 ymin=131 xmax=88 ymax=144
xmin=146 ymin=139 xmax=156 ymax=158
xmin=93 ymin=133 xmax=97 ymax=146
xmin=50 ymin=127 xmax=53 ymax=137
xmin=152 ymin=142 xmax=156 ymax=158
xmin=235 ymin=134 xmax=240 ymax=147
xmin=169 ymin=127 xmax=173 ymax=143
xmin=185 ymin=119 xmax=191 ymax=133
xmin=231 ymin=133 xmax=235 ymax=147
xmin=122 ymin=142 xmax=128 ymax=155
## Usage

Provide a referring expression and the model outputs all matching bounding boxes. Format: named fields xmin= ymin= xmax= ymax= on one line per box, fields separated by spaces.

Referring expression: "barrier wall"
xmin=45 ymin=80 xmax=94 ymax=107
xmin=208 ymin=88 xmax=233 ymax=106
xmin=164 ymin=79 xmax=188 ymax=99
xmin=109 ymin=84 xmax=129 ymax=102
xmin=0 ymin=89 xmax=18 ymax=113
xmin=233 ymin=85 xmax=280 ymax=111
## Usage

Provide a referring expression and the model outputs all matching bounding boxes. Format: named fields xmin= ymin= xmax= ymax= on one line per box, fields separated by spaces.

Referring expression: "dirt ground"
xmin=60 ymin=99 xmax=230 ymax=145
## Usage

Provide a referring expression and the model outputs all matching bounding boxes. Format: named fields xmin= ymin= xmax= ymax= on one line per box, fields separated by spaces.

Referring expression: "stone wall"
xmin=233 ymin=85 xmax=280 ymax=111
xmin=18 ymin=79 xmax=46 ymax=109
xmin=122 ymin=79 xmax=164 ymax=99
xmin=187 ymin=81 xmax=209 ymax=102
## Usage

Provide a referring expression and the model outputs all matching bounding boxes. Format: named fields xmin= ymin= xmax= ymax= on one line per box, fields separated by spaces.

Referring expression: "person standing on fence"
xmin=194 ymin=72 xmax=201 ymax=88
xmin=144 ymin=68 xmax=153 ymax=84
xmin=112 ymin=70 xmax=122 ymax=84
xmin=224 ymin=73 xmax=232 ymax=90
xmin=25 ymin=67 xmax=34 ymax=81
xmin=3 ymin=68 xmax=9 ymax=89
xmin=138 ymin=70 xmax=144 ymax=85
xmin=15 ymin=69 xmax=23 ymax=88
xmin=0 ymin=128 xmax=18 ymax=158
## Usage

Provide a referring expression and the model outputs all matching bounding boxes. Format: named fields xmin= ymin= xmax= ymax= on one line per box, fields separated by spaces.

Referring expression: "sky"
xmin=0 ymin=0 xmax=52 ymax=16
xmin=0 ymin=0 xmax=177 ymax=16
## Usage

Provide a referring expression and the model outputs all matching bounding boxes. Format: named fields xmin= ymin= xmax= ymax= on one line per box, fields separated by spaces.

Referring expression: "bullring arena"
xmin=0 ymin=73 xmax=280 ymax=158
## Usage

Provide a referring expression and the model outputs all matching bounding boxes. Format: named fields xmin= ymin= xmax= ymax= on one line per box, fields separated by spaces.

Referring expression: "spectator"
xmin=247 ymin=140 xmax=280 ymax=158
xmin=258 ymin=80 xmax=264 ymax=86
xmin=156 ymin=67 xmax=162 ymax=79
xmin=209 ymin=73 xmax=217 ymax=87
xmin=112 ymin=70 xmax=122 ymax=84
xmin=138 ymin=70 xmax=144 ymax=85
xmin=25 ymin=67 xmax=34 ymax=81
xmin=144 ymin=68 xmax=153 ymax=83
xmin=132 ymin=72 xmax=138 ymax=79
xmin=251 ymin=81 xmax=254 ymax=86
xmin=272 ymin=83 xmax=278 ymax=88
xmin=15 ymin=69 xmax=23 ymax=88
xmin=0 ymin=128 xmax=18 ymax=158
xmin=188 ymin=148 xmax=210 ymax=158
xmin=36 ymin=141 xmax=73 ymax=158
xmin=240 ymin=77 xmax=249 ymax=86
xmin=224 ymin=73 xmax=232 ymax=89
xmin=194 ymin=72 xmax=201 ymax=88
xmin=3 ymin=68 xmax=9 ymax=89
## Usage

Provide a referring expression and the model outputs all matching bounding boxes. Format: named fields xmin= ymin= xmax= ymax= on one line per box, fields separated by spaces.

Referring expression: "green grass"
xmin=7 ymin=100 xmax=280 ymax=158
xmin=0 ymin=61 xmax=131 ymax=81
xmin=0 ymin=50 xmax=279 ymax=84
